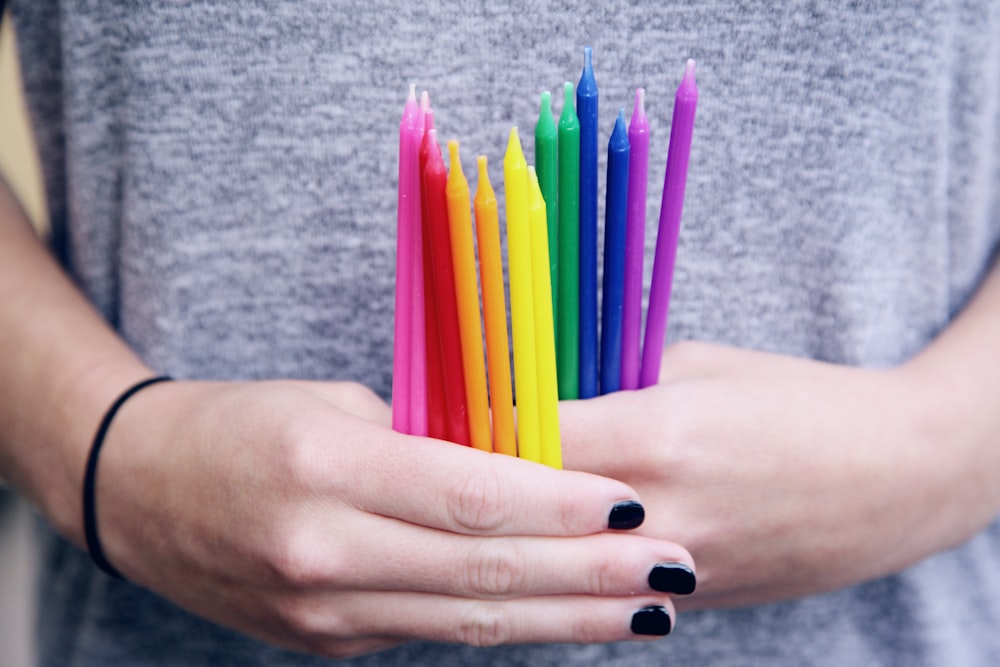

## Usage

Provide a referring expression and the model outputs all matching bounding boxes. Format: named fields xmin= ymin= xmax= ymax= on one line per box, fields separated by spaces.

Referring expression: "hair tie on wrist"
xmin=83 ymin=375 xmax=173 ymax=579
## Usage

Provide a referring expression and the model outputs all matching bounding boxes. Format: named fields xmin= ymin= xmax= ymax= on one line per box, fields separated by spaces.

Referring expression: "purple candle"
xmin=640 ymin=60 xmax=698 ymax=388
xmin=621 ymin=88 xmax=650 ymax=391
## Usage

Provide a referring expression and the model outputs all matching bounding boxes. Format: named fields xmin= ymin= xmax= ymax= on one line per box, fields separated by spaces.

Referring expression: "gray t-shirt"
xmin=12 ymin=1 xmax=1000 ymax=665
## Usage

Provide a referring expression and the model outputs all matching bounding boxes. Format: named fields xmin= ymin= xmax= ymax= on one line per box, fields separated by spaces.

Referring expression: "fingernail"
xmin=631 ymin=605 xmax=672 ymax=636
xmin=648 ymin=562 xmax=697 ymax=595
xmin=608 ymin=501 xmax=645 ymax=530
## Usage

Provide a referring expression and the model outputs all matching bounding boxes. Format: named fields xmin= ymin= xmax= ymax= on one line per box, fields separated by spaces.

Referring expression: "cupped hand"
xmin=562 ymin=341 xmax=965 ymax=610
xmin=94 ymin=379 xmax=694 ymax=658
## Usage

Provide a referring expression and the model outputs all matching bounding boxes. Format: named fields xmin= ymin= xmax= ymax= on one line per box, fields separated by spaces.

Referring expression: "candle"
xmin=419 ymin=112 xmax=448 ymax=440
xmin=621 ymin=88 xmax=650 ymax=391
xmin=409 ymin=90 xmax=429 ymax=436
xmin=557 ymin=81 xmax=580 ymax=400
xmin=446 ymin=141 xmax=491 ymax=453
xmin=423 ymin=131 xmax=471 ymax=445
xmin=528 ymin=167 xmax=562 ymax=469
xmin=392 ymin=84 xmax=421 ymax=434
xmin=641 ymin=59 xmax=698 ymax=388
xmin=504 ymin=128 xmax=541 ymax=463
xmin=474 ymin=156 xmax=516 ymax=457
xmin=600 ymin=109 xmax=630 ymax=395
xmin=577 ymin=46 xmax=599 ymax=399
xmin=534 ymin=91 xmax=559 ymax=327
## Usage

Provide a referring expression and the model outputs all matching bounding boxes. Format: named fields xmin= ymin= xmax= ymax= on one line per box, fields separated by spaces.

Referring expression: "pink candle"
xmin=392 ymin=84 xmax=422 ymax=433
xmin=621 ymin=88 xmax=650 ymax=391
xmin=408 ymin=91 xmax=431 ymax=436
xmin=641 ymin=60 xmax=698 ymax=388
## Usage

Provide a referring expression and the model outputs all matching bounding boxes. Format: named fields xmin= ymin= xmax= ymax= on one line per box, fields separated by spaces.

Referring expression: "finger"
xmin=292 ymin=514 xmax=696 ymax=599
xmin=307 ymin=592 xmax=678 ymax=649
xmin=334 ymin=430 xmax=646 ymax=537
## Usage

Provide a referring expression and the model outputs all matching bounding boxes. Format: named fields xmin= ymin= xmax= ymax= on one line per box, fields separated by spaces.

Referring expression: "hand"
xmin=95 ymin=379 xmax=694 ymax=658
xmin=562 ymin=341 xmax=969 ymax=610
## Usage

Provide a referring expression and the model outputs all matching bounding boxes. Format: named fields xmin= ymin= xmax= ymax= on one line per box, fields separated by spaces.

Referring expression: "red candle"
xmin=422 ymin=132 xmax=471 ymax=446
xmin=419 ymin=114 xmax=448 ymax=441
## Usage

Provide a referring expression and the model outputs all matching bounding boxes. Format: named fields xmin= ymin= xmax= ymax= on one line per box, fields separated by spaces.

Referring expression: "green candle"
xmin=557 ymin=81 xmax=580 ymax=400
xmin=535 ymin=91 xmax=559 ymax=328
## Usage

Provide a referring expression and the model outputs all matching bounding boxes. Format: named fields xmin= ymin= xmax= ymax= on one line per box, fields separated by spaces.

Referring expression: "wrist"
xmin=36 ymin=356 xmax=155 ymax=548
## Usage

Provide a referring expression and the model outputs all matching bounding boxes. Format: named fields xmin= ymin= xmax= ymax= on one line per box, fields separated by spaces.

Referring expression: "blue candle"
xmin=576 ymin=46 xmax=599 ymax=399
xmin=600 ymin=109 xmax=629 ymax=395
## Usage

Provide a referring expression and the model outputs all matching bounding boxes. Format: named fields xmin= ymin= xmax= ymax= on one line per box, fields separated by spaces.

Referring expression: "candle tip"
xmin=408 ymin=83 xmax=417 ymax=101
xmin=540 ymin=90 xmax=552 ymax=112
xmin=563 ymin=81 xmax=575 ymax=106
xmin=505 ymin=127 xmax=526 ymax=164
xmin=477 ymin=154 xmax=488 ymax=173
xmin=636 ymin=88 xmax=645 ymax=113
xmin=685 ymin=59 xmax=697 ymax=78
xmin=420 ymin=89 xmax=431 ymax=112
xmin=584 ymin=46 xmax=593 ymax=69
xmin=424 ymin=108 xmax=435 ymax=133
xmin=448 ymin=139 xmax=461 ymax=164
xmin=618 ymin=107 xmax=626 ymax=124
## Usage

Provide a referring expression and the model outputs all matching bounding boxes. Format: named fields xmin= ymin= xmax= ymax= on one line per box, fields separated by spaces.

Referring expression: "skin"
xmin=563 ymin=260 xmax=1000 ymax=610
xmin=0 ymin=184 xmax=689 ymax=658
xmin=3 ymin=175 xmax=999 ymax=654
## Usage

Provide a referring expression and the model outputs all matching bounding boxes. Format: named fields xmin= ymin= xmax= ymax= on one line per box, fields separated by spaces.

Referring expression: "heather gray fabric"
xmin=12 ymin=1 xmax=1000 ymax=665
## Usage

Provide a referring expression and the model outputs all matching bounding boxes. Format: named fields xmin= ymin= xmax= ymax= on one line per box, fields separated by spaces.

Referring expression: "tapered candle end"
xmin=579 ymin=47 xmax=597 ymax=94
xmin=563 ymin=81 xmax=575 ymax=109
xmin=427 ymin=128 xmax=441 ymax=155
xmin=475 ymin=154 xmax=495 ymax=201
xmin=408 ymin=83 xmax=417 ymax=102
xmin=610 ymin=108 xmax=629 ymax=150
xmin=505 ymin=127 xmax=527 ymax=167
xmin=677 ymin=59 xmax=699 ymax=101
xmin=420 ymin=89 xmax=431 ymax=112
xmin=634 ymin=88 xmax=646 ymax=119
xmin=540 ymin=91 xmax=552 ymax=115
xmin=447 ymin=140 xmax=465 ymax=182
xmin=424 ymin=108 xmax=435 ymax=133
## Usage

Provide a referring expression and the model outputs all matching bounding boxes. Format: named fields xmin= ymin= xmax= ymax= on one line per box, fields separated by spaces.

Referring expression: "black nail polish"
xmin=648 ymin=562 xmax=697 ymax=595
xmin=631 ymin=605 xmax=672 ymax=636
xmin=608 ymin=501 xmax=645 ymax=530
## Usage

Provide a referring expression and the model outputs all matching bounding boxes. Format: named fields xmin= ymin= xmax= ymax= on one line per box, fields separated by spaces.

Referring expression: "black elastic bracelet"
xmin=83 ymin=375 xmax=173 ymax=579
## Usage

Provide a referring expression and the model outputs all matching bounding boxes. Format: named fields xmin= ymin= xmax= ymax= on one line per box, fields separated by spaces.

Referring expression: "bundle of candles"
xmin=392 ymin=48 xmax=698 ymax=469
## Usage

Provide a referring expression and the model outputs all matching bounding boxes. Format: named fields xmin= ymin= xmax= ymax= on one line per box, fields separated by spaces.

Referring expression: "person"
xmin=2 ymin=1 xmax=999 ymax=665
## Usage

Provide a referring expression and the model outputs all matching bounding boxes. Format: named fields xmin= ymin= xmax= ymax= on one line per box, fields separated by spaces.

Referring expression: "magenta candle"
xmin=641 ymin=60 xmax=698 ymax=388
xmin=407 ymin=91 xmax=430 ymax=436
xmin=620 ymin=88 xmax=650 ymax=391
xmin=392 ymin=84 xmax=422 ymax=433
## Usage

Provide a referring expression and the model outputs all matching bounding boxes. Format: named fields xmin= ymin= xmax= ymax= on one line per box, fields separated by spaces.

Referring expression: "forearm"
xmin=0 ymin=184 xmax=151 ymax=545
xmin=901 ymin=255 xmax=1000 ymax=548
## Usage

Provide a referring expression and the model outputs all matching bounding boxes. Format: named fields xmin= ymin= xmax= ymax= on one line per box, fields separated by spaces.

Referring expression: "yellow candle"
xmin=474 ymin=156 xmax=516 ymax=457
xmin=528 ymin=167 xmax=562 ymax=469
xmin=503 ymin=128 xmax=541 ymax=463
xmin=446 ymin=140 xmax=492 ymax=453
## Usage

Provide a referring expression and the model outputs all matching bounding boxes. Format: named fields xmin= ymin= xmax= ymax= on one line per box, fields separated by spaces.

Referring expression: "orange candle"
xmin=474 ymin=155 xmax=516 ymax=457
xmin=446 ymin=141 xmax=491 ymax=453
